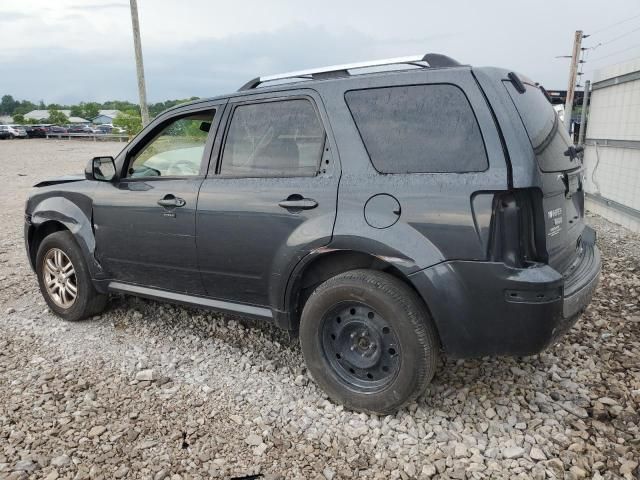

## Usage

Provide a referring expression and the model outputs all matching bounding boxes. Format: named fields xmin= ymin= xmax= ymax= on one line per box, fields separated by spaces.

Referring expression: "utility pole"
xmin=578 ymin=80 xmax=591 ymax=145
xmin=563 ymin=30 xmax=583 ymax=133
xmin=129 ymin=0 xmax=150 ymax=126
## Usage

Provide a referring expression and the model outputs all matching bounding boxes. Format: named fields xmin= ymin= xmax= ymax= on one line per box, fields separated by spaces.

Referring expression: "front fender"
xmin=28 ymin=195 xmax=102 ymax=277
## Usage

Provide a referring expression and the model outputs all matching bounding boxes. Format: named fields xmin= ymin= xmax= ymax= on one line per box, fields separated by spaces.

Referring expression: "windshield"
xmin=504 ymin=79 xmax=577 ymax=172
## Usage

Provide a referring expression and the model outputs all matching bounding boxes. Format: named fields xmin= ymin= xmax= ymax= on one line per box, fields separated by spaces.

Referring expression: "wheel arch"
xmin=27 ymin=220 xmax=69 ymax=270
xmin=27 ymin=196 xmax=101 ymax=276
xmin=281 ymin=248 xmax=439 ymax=336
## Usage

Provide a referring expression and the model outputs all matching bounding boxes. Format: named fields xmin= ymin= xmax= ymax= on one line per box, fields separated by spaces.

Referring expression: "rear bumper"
xmin=409 ymin=226 xmax=601 ymax=358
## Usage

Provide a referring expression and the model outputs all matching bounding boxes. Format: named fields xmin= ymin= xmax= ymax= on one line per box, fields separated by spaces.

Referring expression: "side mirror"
xmin=85 ymin=156 xmax=116 ymax=181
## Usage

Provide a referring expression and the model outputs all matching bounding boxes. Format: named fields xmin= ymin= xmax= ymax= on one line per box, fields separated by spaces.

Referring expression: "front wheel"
xmin=36 ymin=231 xmax=108 ymax=321
xmin=300 ymin=269 xmax=440 ymax=414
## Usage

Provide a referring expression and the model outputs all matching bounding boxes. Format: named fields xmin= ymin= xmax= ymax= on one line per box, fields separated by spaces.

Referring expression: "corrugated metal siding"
xmin=583 ymin=58 xmax=640 ymax=232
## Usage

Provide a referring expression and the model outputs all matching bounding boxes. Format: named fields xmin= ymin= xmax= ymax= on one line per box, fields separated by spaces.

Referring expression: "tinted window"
xmin=345 ymin=84 xmax=487 ymax=173
xmin=128 ymin=110 xmax=215 ymax=178
xmin=503 ymin=80 xmax=574 ymax=172
xmin=220 ymin=99 xmax=325 ymax=177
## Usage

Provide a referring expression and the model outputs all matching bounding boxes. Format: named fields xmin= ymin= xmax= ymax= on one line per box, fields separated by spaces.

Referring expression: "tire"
xmin=300 ymin=269 xmax=439 ymax=414
xmin=9 ymin=134 xmax=14 ymax=140
xmin=36 ymin=231 xmax=107 ymax=321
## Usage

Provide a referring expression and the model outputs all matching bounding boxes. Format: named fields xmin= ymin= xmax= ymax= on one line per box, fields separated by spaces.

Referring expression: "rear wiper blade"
xmin=563 ymin=145 xmax=584 ymax=161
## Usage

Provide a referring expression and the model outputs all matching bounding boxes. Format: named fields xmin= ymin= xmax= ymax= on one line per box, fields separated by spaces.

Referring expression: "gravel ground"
xmin=0 ymin=139 xmax=638 ymax=480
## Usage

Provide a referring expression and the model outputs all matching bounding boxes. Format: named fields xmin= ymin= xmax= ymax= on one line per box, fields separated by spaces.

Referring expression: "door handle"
xmin=278 ymin=195 xmax=318 ymax=211
xmin=157 ymin=195 xmax=186 ymax=208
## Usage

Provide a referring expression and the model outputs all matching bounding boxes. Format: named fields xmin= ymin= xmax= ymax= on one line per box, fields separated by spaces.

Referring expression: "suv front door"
xmin=92 ymin=103 xmax=224 ymax=294
xmin=196 ymin=91 xmax=339 ymax=307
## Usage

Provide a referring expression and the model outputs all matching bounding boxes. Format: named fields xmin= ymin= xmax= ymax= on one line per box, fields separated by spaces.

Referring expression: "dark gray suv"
xmin=24 ymin=54 xmax=600 ymax=413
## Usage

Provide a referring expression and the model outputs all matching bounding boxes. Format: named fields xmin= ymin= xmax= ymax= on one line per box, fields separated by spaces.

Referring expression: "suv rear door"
xmin=196 ymin=90 xmax=339 ymax=307
xmin=502 ymin=77 xmax=585 ymax=272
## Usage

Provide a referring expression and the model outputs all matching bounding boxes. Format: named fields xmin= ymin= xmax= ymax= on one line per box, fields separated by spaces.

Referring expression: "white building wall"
xmin=583 ymin=58 xmax=640 ymax=232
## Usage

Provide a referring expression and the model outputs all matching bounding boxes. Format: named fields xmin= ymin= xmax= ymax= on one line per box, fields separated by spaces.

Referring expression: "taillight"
xmin=489 ymin=189 xmax=546 ymax=267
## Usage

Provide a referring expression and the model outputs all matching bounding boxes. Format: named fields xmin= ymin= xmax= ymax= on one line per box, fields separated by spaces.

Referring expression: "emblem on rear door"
xmin=547 ymin=207 xmax=563 ymax=237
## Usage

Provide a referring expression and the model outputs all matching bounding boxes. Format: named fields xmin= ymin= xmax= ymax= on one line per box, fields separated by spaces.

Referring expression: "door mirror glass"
xmin=86 ymin=156 xmax=116 ymax=181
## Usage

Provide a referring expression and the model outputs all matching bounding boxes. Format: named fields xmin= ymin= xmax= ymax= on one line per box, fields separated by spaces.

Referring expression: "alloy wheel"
xmin=42 ymin=248 xmax=78 ymax=308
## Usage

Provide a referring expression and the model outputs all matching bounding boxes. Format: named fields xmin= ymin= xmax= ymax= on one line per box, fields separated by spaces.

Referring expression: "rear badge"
xmin=547 ymin=207 xmax=563 ymax=237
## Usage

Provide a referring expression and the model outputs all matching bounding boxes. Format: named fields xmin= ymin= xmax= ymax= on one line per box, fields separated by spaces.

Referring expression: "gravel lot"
xmin=0 ymin=139 xmax=638 ymax=480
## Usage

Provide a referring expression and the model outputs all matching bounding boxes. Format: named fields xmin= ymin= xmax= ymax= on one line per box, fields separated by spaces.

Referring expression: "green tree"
xmin=149 ymin=97 xmax=200 ymax=117
xmin=70 ymin=105 xmax=84 ymax=117
xmin=83 ymin=102 xmax=100 ymax=119
xmin=113 ymin=110 xmax=142 ymax=136
xmin=47 ymin=109 xmax=68 ymax=125
xmin=14 ymin=100 xmax=37 ymax=116
xmin=12 ymin=113 xmax=25 ymax=124
xmin=1 ymin=95 xmax=17 ymax=115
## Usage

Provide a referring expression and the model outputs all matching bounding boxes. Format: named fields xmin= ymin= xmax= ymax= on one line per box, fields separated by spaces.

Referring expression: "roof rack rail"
xmin=238 ymin=53 xmax=461 ymax=91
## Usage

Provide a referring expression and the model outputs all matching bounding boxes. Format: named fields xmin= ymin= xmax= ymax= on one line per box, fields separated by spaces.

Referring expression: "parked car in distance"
xmin=95 ymin=124 xmax=126 ymax=135
xmin=2 ymin=125 xmax=28 ymax=139
xmin=25 ymin=125 xmax=48 ymax=138
xmin=67 ymin=125 xmax=94 ymax=134
xmin=47 ymin=125 xmax=68 ymax=135
xmin=24 ymin=54 xmax=601 ymax=414
xmin=0 ymin=125 xmax=11 ymax=140
xmin=94 ymin=125 xmax=112 ymax=134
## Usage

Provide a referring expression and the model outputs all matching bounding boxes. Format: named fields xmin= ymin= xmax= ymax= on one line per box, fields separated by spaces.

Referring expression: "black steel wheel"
xmin=300 ymin=269 xmax=440 ymax=414
xmin=321 ymin=302 xmax=401 ymax=392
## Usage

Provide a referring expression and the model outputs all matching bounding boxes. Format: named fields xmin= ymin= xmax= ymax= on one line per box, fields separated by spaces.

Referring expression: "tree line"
xmin=0 ymin=94 xmax=200 ymax=135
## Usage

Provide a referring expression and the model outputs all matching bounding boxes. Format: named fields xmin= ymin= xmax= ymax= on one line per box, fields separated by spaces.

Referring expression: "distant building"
xmin=92 ymin=110 xmax=121 ymax=125
xmin=24 ymin=110 xmax=89 ymax=124
xmin=0 ymin=115 xmax=12 ymax=124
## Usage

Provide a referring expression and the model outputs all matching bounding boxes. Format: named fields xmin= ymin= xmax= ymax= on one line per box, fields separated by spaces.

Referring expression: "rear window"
xmin=345 ymin=84 xmax=488 ymax=174
xmin=503 ymin=79 xmax=575 ymax=172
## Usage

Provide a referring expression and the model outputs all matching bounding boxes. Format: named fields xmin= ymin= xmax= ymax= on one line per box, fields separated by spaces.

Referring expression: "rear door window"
xmin=503 ymin=79 xmax=575 ymax=172
xmin=345 ymin=84 xmax=488 ymax=173
xmin=220 ymin=99 xmax=325 ymax=177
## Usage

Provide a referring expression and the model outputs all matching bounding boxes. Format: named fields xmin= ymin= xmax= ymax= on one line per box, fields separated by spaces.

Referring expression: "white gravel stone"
xmin=322 ymin=467 xmax=336 ymax=480
xmin=529 ymin=447 xmax=547 ymax=461
xmin=88 ymin=425 xmax=107 ymax=437
xmin=253 ymin=443 xmax=268 ymax=456
xmin=50 ymin=455 xmax=71 ymax=467
xmin=503 ymin=446 xmax=525 ymax=459
xmin=245 ymin=434 xmax=262 ymax=446
xmin=135 ymin=369 xmax=158 ymax=381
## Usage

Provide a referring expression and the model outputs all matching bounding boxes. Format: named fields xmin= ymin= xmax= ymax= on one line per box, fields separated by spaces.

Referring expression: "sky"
xmin=1 ymin=0 xmax=640 ymax=104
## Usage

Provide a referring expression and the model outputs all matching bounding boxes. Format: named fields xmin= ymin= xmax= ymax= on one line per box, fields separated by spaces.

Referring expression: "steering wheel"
xmin=166 ymin=159 xmax=198 ymax=176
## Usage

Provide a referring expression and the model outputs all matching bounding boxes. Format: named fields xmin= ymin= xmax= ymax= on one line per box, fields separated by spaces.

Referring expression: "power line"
xmin=588 ymin=42 xmax=640 ymax=63
xmin=589 ymin=12 xmax=640 ymax=36
xmin=598 ymin=24 xmax=640 ymax=47
xmin=586 ymin=24 xmax=640 ymax=55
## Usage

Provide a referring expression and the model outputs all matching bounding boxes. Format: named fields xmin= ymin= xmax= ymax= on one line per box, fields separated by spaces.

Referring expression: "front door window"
xmin=128 ymin=111 xmax=215 ymax=178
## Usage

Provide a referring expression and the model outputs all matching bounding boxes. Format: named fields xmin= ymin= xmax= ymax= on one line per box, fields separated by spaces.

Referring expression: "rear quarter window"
xmin=345 ymin=84 xmax=488 ymax=174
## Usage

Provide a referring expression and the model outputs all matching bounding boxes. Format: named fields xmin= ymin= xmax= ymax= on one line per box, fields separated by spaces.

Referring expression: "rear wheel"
xmin=300 ymin=269 xmax=439 ymax=414
xmin=36 ymin=231 xmax=107 ymax=321
xmin=9 ymin=133 xmax=14 ymax=140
